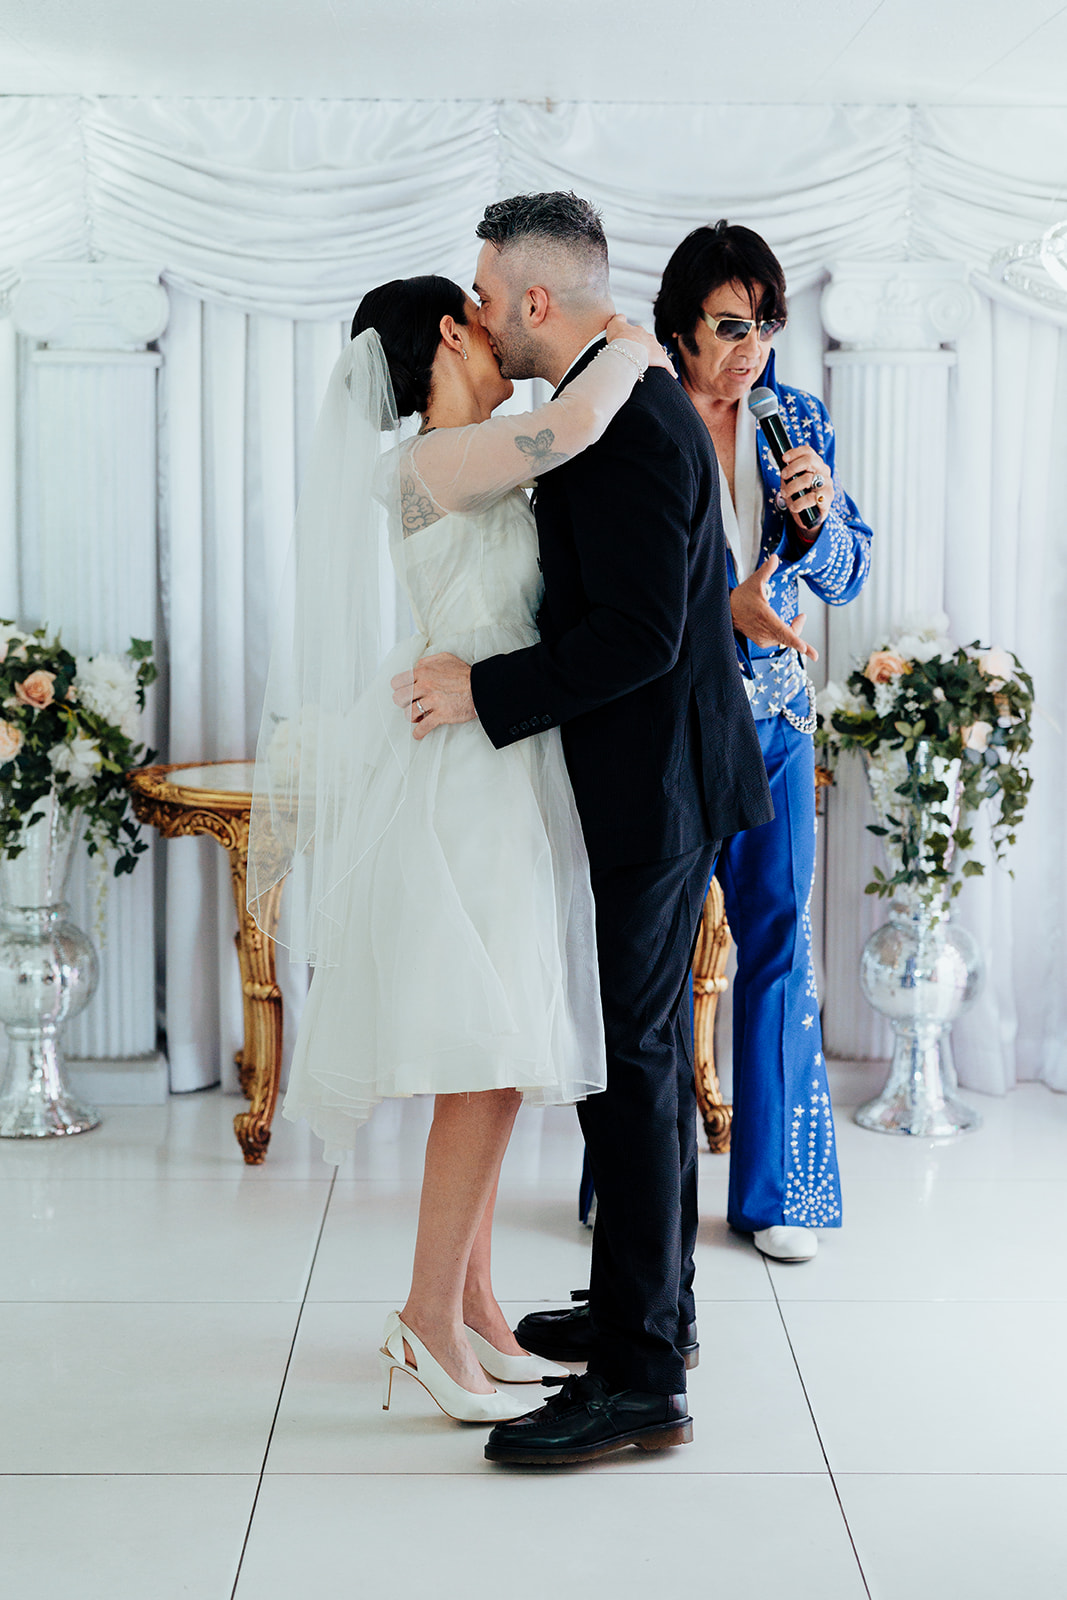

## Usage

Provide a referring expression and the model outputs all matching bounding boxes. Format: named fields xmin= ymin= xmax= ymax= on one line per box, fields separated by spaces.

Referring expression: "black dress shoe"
xmin=515 ymin=1292 xmax=700 ymax=1369
xmin=484 ymin=1372 xmax=692 ymax=1466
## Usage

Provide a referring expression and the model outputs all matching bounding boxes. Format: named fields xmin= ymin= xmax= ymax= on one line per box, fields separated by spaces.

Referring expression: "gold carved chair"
xmin=693 ymin=765 xmax=833 ymax=1155
xmin=691 ymin=878 xmax=734 ymax=1153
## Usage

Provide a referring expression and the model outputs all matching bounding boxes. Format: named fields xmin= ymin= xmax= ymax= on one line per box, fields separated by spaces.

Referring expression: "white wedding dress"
xmin=276 ymin=339 xmax=650 ymax=1161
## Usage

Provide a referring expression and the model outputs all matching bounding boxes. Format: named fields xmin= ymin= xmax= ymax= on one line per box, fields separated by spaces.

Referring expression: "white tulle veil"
xmin=247 ymin=329 xmax=413 ymax=966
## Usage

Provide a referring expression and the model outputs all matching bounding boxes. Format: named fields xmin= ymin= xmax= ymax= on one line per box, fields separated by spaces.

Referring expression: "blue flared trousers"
xmin=716 ymin=710 xmax=842 ymax=1234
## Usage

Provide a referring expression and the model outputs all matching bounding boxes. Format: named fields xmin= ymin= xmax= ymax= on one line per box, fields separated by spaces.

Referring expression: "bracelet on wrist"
xmin=604 ymin=341 xmax=647 ymax=380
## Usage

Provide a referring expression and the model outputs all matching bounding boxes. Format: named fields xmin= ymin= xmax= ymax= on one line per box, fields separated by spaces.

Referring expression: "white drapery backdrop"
xmin=2 ymin=96 xmax=1066 ymax=1093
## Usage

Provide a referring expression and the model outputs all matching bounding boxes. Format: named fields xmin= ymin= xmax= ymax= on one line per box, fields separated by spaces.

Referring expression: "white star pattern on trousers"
xmin=784 ymin=1079 xmax=841 ymax=1227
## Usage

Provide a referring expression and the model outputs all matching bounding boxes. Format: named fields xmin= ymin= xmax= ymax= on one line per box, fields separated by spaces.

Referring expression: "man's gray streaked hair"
xmin=476 ymin=191 xmax=608 ymax=266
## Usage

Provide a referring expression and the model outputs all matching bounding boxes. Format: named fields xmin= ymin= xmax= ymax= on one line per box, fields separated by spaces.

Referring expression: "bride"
xmin=249 ymin=274 xmax=669 ymax=1422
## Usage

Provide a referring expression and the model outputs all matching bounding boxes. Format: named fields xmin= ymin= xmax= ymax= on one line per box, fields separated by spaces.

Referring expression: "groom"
xmin=394 ymin=191 xmax=771 ymax=1464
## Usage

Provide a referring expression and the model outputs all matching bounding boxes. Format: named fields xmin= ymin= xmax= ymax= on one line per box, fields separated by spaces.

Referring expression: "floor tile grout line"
xmin=766 ymin=1259 xmax=873 ymax=1600
xmin=229 ymin=1167 xmax=338 ymax=1600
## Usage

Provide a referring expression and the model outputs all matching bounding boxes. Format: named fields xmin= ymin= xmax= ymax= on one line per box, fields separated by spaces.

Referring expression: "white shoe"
xmin=379 ymin=1313 xmax=532 ymax=1423
xmin=753 ymin=1226 xmax=819 ymax=1262
xmin=464 ymin=1325 xmax=570 ymax=1383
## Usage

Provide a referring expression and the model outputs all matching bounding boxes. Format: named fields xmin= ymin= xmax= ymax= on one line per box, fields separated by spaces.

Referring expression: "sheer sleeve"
xmin=400 ymin=340 xmax=649 ymax=527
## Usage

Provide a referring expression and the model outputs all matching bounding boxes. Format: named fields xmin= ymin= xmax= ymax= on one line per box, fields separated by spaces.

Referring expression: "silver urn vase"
xmin=0 ymin=791 xmax=101 ymax=1137
xmin=856 ymin=899 xmax=983 ymax=1136
xmin=856 ymin=742 xmax=983 ymax=1137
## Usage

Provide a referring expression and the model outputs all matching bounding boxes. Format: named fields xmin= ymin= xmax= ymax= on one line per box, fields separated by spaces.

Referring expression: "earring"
xmin=460 ymin=346 xmax=468 ymax=360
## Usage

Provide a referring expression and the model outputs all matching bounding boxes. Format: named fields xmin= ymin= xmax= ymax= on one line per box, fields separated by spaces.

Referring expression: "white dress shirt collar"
xmin=552 ymin=332 xmax=608 ymax=398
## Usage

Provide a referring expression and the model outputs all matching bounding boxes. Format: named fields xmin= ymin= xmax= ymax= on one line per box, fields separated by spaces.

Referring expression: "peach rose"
xmin=863 ymin=651 xmax=910 ymax=685
xmin=0 ymin=718 xmax=23 ymax=764
xmin=14 ymin=669 xmax=56 ymax=710
xmin=963 ymin=720 xmax=993 ymax=753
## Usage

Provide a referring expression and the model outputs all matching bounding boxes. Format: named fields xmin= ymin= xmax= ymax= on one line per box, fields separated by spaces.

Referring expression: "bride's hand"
xmin=604 ymin=314 xmax=675 ymax=375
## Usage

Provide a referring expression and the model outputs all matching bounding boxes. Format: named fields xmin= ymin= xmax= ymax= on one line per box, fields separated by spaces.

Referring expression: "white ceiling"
xmin=1 ymin=0 xmax=1066 ymax=104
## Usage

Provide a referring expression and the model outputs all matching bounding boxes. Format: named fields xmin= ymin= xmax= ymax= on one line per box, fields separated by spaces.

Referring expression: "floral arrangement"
xmin=816 ymin=614 xmax=1033 ymax=904
xmin=0 ymin=622 xmax=157 ymax=874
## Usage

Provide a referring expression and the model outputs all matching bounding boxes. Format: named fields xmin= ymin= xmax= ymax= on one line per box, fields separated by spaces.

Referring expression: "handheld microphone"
xmin=747 ymin=387 xmax=821 ymax=531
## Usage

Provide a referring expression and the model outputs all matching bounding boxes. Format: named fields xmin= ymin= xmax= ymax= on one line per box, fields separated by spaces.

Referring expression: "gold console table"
xmin=128 ymin=761 xmax=282 ymax=1165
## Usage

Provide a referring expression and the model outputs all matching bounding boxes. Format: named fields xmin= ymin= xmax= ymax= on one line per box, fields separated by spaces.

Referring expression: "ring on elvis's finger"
xmin=415 ymin=699 xmax=425 ymax=713
xmin=816 ymin=494 xmax=827 ymax=506
xmin=812 ymin=474 xmax=825 ymax=490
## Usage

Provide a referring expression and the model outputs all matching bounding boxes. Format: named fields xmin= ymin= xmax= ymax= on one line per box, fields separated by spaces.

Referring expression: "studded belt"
xmin=743 ymin=650 xmax=818 ymax=734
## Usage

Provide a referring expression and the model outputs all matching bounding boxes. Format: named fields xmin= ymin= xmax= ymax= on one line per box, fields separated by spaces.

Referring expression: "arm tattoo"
xmin=399 ymin=468 xmax=440 ymax=535
xmin=514 ymin=428 xmax=570 ymax=474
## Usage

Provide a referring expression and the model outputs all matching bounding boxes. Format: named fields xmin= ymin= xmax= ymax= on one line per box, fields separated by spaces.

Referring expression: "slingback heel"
xmin=464 ymin=1325 xmax=570 ymax=1383
xmin=378 ymin=1312 xmax=532 ymax=1424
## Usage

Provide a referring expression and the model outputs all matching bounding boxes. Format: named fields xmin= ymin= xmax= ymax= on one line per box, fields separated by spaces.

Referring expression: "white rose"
xmin=816 ymin=681 xmax=847 ymax=719
xmin=0 ymin=623 xmax=30 ymax=665
xmin=818 ymin=682 xmax=873 ymax=726
xmin=74 ymin=653 xmax=141 ymax=739
xmin=893 ymin=632 xmax=949 ymax=665
xmin=50 ymin=733 xmax=104 ymax=788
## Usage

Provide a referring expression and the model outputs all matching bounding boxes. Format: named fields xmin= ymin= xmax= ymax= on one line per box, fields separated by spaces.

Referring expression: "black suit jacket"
xmin=470 ymin=342 xmax=772 ymax=870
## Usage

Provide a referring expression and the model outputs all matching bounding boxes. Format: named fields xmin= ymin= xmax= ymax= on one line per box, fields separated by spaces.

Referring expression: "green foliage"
xmin=0 ymin=623 xmax=156 ymax=877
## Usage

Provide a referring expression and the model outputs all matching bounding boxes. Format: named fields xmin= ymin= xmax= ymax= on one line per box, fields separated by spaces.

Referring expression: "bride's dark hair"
xmin=351 ymin=276 xmax=468 ymax=419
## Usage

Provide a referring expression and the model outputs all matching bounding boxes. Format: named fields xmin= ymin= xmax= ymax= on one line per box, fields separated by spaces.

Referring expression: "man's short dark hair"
xmin=653 ymin=221 xmax=788 ymax=356
xmin=477 ymin=192 xmax=608 ymax=266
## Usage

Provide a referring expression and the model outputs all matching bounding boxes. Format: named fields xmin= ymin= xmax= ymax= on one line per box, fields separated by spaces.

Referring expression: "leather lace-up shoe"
xmin=484 ymin=1372 xmax=693 ymax=1466
xmin=515 ymin=1292 xmax=699 ymax=1369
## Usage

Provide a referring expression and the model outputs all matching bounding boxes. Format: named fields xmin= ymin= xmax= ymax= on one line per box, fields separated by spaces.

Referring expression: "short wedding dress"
xmin=262 ymin=335 xmax=649 ymax=1160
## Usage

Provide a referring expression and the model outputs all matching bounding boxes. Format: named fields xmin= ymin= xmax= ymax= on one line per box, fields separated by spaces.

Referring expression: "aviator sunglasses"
xmin=700 ymin=310 xmax=786 ymax=343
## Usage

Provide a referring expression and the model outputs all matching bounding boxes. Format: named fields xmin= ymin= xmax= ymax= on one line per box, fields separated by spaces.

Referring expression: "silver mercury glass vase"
xmin=856 ymin=742 xmax=983 ymax=1137
xmin=0 ymin=791 xmax=101 ymax=1137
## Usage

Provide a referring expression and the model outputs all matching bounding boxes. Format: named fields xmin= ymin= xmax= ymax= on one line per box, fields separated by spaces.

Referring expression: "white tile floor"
xmin=2 ymin=1064 xmax=1066 ymax=1600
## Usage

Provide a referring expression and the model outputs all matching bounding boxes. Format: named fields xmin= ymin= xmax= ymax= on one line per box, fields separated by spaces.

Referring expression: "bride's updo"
xmin=351 ymin=276 xmax=469 ymax=419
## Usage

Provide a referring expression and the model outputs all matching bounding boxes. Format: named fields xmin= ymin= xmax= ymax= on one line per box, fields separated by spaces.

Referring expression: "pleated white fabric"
xmin=5 ymin=99 xmax=1067 ymax=316
xmin=942 ymin=298 xmax=1067 ymax=1092
xmin=157 ymin=291 xmax=347 ymax=1090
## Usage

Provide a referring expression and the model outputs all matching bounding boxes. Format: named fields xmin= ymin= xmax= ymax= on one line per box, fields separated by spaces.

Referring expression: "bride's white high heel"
xmin=378 ymin=1312 xmax=531 ymax=1424
xmin=464 ymin=1324 xmax=570 ymax=1383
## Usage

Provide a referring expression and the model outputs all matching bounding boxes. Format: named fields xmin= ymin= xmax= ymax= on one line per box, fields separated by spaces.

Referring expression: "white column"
xmin=819 ymin=263 xmax=977 ymax=1060
xmin=10 ymin=264 xmax=170 ymax=1101
xmin=0 ymin=317 xmax=17 ymax=618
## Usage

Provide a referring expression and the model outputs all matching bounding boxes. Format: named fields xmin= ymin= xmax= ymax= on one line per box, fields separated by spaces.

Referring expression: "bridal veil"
xmin=247 ymin=329 xmax=412 ymax=966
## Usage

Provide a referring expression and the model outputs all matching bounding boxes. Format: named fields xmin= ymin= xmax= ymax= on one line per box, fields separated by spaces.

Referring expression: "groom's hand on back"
xmin=391 ymin=653 xmax=476 ymax=739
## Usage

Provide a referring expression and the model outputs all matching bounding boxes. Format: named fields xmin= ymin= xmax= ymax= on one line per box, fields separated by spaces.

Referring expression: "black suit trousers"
xmin=576 ymin=841 xmax=719 ymax=1395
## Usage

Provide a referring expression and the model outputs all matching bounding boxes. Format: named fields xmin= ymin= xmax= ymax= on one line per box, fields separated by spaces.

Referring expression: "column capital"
xmin=820 ymin=262 xmax=978 ymax=353
xmin=9 ymin=263 xmax=169 ymax=352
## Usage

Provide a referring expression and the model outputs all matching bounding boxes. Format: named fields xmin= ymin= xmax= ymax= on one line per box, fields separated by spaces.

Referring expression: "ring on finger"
xmin=415 ymin=698 xmax=425 ymax=714
xmin=812 ymin=474 xmax=825 ymax=490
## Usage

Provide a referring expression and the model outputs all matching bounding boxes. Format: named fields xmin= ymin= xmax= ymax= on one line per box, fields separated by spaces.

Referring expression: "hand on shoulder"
xmin=604 ymin=314 xmax=675 ymax=376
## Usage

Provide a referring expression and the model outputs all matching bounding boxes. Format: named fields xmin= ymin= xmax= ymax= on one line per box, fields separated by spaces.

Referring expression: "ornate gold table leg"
xmin=226 ymin=846 xmax=284 ymax=1165
xmin=692 ymin=875 xmax=733 ymax=1154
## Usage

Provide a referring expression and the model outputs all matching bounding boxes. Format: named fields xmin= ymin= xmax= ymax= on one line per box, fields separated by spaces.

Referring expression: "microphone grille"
xmin=748 ymin=387 xmax=779 ymax=421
